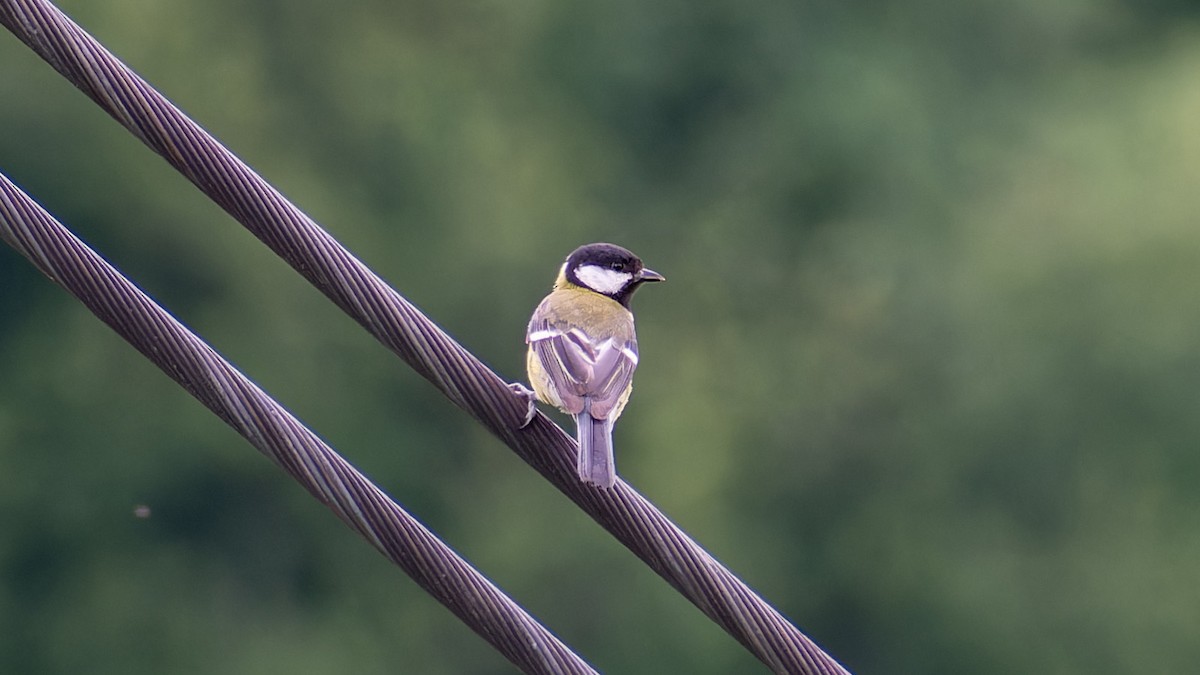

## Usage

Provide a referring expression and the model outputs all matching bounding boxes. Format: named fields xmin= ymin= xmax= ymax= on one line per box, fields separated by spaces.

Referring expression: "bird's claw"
xmin=508 ymin=382 xmax=538 ymax=428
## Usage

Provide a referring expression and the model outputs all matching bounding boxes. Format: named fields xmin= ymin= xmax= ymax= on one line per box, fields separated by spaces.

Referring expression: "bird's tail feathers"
xmin=576 ymin=412 xmax=616 ymax=488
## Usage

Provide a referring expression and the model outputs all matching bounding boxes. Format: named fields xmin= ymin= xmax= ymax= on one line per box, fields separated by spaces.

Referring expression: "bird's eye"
xmin=610 ymin=262 xmax=625 ymax=272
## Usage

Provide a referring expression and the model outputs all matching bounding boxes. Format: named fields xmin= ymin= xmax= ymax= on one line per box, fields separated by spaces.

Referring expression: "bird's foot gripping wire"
xmin=507 ymin=383 xmax=538 ymax=428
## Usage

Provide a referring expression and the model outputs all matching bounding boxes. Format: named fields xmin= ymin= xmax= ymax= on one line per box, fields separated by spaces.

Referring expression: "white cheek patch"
xmin=575 ymin=265 xmax=633 ymax=295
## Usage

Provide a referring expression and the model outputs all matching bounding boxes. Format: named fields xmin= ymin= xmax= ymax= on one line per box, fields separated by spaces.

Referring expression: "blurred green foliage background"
xmin=3 ymin=0 xmax=1199 ymax=673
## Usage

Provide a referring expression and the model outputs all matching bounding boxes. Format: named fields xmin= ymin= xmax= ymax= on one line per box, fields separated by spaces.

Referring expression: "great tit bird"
xmin=512 ymin=243 xmax=664 ymax=488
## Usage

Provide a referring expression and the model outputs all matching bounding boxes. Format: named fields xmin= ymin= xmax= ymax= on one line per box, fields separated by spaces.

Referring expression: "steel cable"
xmin=0 ymin=172 xmax=596 ymax=674
xmin=0 ymin=1 xmax=851 ymax=672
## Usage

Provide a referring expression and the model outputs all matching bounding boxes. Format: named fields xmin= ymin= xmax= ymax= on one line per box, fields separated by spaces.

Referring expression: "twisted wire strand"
xmin=0 ymin=2 xmax=851 ymax=673
xmin=0 ymin=173 xmax=596 ymax=675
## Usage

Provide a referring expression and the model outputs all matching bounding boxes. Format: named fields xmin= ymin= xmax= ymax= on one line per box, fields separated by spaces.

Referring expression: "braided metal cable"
xmin=0 ymin=172 xmax=596 ymax=675
xmin=0 ymin=2 xmax=851 ymax=673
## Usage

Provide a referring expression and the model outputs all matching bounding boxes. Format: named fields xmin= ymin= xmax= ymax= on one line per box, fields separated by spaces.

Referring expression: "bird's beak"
xmin=638 ymin=268 xmax=665 ymax=283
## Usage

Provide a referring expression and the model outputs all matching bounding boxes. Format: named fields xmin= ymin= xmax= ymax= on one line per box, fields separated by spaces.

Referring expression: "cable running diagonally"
xmin=0 ymin=2 xmax=851 ymax=673
xmin=0 ymin=172 xmax=596 ymax=675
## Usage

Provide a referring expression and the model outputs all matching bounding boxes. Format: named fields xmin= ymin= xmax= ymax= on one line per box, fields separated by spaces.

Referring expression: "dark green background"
xmin=3 ymin=1 xmax=1199 ymax=673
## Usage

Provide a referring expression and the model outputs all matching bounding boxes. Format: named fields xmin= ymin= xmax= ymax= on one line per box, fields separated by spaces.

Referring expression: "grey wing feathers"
xmin=585 ymin=338 xmax=637 ymax=419
xmin=528 ymin=318 xmax=638 ymax=419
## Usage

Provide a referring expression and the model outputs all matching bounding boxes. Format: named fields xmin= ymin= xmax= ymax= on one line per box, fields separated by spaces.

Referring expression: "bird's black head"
xmin=563 ymin=243 xmax=665 ymax=307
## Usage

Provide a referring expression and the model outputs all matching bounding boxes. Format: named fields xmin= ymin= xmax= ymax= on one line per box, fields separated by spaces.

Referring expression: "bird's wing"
xmin=584 ymin=335 xmax=638 ymax=419
xmin=528 ymin=319 xmax=638 ymax=419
